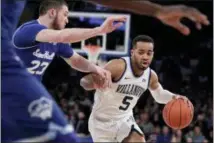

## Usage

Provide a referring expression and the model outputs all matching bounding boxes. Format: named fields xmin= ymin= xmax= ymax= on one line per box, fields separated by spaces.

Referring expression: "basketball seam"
xmin=168 ymin=100 xmax=175 ymax=127
xmin=179 ymin=99 xmax=182 ymax=129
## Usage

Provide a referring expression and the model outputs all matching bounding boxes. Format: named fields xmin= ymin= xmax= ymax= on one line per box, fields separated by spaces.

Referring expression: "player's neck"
xmin=38 ymin=16 xmax=54 ymax=29
xmin=130 ymin=58 xmax=144 ymax=77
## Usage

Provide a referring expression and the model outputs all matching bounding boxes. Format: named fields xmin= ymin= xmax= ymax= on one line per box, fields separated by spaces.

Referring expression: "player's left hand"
xmin=99 ymin=15 xmax=127 ymax=34
xmin=156 ymin=5 xmax=210 ymax=35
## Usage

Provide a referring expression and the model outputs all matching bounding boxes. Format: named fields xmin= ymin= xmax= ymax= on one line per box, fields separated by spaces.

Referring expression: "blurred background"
xmin=20 ymin=0 xmax=212 ymax=142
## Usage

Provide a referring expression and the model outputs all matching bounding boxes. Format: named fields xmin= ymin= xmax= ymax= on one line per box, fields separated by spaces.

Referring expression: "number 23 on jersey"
xmin=27 ymin=60 xmax=49 ymax=75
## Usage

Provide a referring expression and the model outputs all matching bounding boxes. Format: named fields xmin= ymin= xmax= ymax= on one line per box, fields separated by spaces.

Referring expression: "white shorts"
xmin=88 ymin=114 xmax=144 ymax=142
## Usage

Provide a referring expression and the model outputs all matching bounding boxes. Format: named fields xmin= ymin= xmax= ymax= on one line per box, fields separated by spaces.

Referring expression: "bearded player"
xmin=80 ymin=35 xmax=189 ymax=142
xmin=13 ymin=0 xmax=125 ymax=82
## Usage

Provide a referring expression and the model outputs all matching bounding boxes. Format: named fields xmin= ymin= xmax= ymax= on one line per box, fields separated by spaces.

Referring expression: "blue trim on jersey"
xmin=113 ymin=58 xmax=127 ymax=83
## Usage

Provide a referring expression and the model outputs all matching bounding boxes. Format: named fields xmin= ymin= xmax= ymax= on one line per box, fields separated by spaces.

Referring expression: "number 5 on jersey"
xmin=28 ymin=60 xmax=49 ymax=75
xmin=119 ymin=96 xmax=134 ymax=111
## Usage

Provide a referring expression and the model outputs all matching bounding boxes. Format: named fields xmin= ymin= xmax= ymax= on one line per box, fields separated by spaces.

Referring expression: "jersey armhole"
xmin=113 ymin=58 xmax=127 ymax=83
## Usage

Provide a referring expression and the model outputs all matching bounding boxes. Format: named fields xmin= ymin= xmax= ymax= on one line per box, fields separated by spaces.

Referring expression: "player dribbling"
xmin=80 ymin=35 xmax=189 ymax=142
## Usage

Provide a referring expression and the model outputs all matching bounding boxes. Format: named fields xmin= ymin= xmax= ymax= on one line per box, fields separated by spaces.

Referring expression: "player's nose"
xmin=142 ymin=54 xmax=149 ymax=60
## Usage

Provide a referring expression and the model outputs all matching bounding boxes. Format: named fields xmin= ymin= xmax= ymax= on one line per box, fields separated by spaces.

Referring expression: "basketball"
xmin=162 ymin=98 xmax=194 ymax=129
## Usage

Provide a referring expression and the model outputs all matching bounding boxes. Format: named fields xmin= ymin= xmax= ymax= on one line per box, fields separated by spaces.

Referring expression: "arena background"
xmin=19 ymin=0 xmax=213 ymax=142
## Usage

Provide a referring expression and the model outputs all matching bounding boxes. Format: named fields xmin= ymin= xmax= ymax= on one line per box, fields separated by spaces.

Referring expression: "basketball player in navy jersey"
xmin=80 ymin=35 xmax=190 ymax=142
xmin=3 ymin=0 xmax=122 ymax=142
xmin=13 ymin=0 xmax=125 ymax=82
xmin=2 ymin=0 xmax=80 ymax=142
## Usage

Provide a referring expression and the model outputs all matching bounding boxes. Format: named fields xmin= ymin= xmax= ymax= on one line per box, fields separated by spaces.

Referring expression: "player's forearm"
xmin=149 ymin=85 xmax=176 ymax=104
xmin=64 ymin=53 xmax=97 ymax=73
xmin=89 ymin=0 xmax=162 ymax=18
xmin=35 ymin=27 xmax=101 ymax=43
xmin=59 ymin=27 xmax=102 ymax=43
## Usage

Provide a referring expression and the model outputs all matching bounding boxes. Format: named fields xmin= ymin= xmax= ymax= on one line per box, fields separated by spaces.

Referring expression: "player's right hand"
xmin=99 ymin=16 xmax=127 ymax=34
xmin=174 ymin=95 xmax=192 ymax=108
xmin=93 ymin=66 xmax=112 ymax=89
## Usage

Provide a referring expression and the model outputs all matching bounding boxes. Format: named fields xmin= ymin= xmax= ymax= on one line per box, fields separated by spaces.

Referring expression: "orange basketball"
xmin=162 ymin=98 xmax=194 ymax=129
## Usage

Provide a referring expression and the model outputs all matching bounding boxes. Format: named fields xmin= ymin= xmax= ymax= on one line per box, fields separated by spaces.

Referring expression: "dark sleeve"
xmin=13 ymin=23 xmax=47 ymax=48
xmin=57 ymin=43 xmax=74 ymax=58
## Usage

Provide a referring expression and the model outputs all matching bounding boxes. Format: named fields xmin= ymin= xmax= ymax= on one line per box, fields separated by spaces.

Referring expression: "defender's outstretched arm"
xmin=89 ymin=0 xmax=209 ymax=35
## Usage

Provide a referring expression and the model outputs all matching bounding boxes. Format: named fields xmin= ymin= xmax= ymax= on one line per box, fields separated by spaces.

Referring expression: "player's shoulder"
xmin=149 ymin=69 xmax=158 ymax=84
xmin=109 ymin=58 xmax=126 ymax=65
xmin=104 ymin=57 xmax=127 ymax=81
xmin=15 ymin=20 xmax=36 ymax=32
xmin=17 ymin=20 xmax=45 ymax=31
xmin=105 ymin=57 xmax=126 ymax=69
xmin=19 ymin=20 xmax=38 ymax=27
xmin=150 ymin=69 xmax=157 ymax=75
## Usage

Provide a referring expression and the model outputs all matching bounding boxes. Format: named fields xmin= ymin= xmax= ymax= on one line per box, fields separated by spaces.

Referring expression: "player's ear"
xmin=48 ymin=8 xmax=57 ymax=19
xmin=131 ymin=49 xmax=134 ymax=56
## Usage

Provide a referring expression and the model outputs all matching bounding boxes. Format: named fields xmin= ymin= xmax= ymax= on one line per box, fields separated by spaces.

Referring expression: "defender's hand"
xmin=156 ymin=5 xmax=210 ymax=35
xmin=99 ymin=16 xmax=126 ymax=34
xmin=93 ymin=66 xmax=112 ymax=89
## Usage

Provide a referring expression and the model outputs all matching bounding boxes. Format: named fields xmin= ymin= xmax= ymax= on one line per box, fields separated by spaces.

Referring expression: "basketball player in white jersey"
xmin=80 ymin=35 xmax=189 ymax=142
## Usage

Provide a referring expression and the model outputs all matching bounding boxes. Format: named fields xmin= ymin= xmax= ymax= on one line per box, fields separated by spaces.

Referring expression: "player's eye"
xmin=138 ymin=52 xmax=144 ymax=55
xmin=147 ymin=51 xmax=153 ymax=56
xmin=138 ymin=50 xmax=145 ymax=54
xmin=147 ymin=52 xmax=152 ymax=56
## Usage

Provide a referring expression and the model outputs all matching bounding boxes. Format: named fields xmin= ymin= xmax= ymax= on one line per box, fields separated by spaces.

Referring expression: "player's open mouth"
xmin=142 ymin=62 xmax=148 ymax=65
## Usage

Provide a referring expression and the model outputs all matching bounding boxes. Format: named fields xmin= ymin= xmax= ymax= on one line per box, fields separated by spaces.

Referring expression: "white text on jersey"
xmin=116 ymin=84 xmax=146 ymax=97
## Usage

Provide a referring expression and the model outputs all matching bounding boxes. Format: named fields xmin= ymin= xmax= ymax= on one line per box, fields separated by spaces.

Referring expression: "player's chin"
xmin=139 ymin=65 xmax=148 ymax=70
xmin=141 ymin=63 xmax=149 ymax=68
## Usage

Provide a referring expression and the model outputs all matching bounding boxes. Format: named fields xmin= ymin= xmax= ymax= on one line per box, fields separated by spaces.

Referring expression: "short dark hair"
xmin=39 ymin=0 xmax=68 ymax=16
xmin=132 ymin=35 xmax=154 ymax=48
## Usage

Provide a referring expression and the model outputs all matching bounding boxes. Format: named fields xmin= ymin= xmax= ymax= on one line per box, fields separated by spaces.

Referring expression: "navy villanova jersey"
xmin=13 ymin=20 xmax=74 ymax=81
